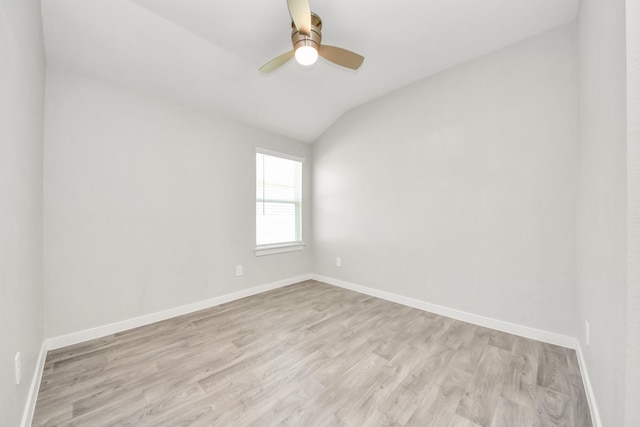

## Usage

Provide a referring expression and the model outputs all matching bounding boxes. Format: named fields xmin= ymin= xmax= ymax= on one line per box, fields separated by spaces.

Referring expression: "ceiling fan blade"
xmin=259 ymin=50 xmax=295 ymax=73
xmin=318 ymin=45 xmax=364 ymax=70
xmin=287 ymin=0 xmax=311 ymax=35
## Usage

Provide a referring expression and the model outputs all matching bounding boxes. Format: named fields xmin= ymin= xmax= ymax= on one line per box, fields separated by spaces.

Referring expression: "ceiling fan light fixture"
xmin=295 ymin=45 xmax=318 ymax=66
xmin=259 ymin=3 xmax=364 ymax=73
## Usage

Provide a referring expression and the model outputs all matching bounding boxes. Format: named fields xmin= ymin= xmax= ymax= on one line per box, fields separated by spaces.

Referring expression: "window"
xmin=255 ymin=149 xmax=304 ymax=255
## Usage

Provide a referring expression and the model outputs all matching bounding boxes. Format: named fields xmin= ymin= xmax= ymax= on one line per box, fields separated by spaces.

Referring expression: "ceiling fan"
xmin=259 ymin=0 xmax=365 ymax=73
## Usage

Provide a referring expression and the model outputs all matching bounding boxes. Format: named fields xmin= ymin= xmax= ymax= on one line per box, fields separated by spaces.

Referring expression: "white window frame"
xmin=254 ymin=148 xmax=305 ymax=256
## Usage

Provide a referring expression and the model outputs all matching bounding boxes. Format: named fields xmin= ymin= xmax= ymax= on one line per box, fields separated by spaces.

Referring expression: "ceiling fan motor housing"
xmin=291 ymin=12 xmax=322 ymax=52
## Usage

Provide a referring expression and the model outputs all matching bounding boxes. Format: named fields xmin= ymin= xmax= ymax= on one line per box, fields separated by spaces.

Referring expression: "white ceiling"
xmin=41 ymin=0 xmax=579 ymax=142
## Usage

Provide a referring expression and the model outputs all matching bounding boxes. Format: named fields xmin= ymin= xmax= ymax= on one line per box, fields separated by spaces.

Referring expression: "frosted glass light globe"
xmin=295 ymin=45 xmax=318 ymax=66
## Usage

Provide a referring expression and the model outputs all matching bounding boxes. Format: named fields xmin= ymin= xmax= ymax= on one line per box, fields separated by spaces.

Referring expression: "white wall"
xmin=313 ymin=25 xmax=577 ymax=336
xmin=43 ymin=69 xmax=312 ymax=338
xmin=626 ymin=0 xmax=640 ymax=425
xmin=13 ymin=5 xmax=636 ymax=426
xmin=576 ymin=0 xmax=628 ymax=425
xmin=0 ymin=0 xmax=45 ymax=425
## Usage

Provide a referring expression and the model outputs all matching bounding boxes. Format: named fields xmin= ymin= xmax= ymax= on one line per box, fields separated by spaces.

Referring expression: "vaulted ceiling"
xmin=42 ymin=0 xmax=579 ymax=142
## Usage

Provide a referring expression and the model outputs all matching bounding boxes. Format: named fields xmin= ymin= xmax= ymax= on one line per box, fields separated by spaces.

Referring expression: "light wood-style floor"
xmin=32 ymin=281 xmax=592 ymax=426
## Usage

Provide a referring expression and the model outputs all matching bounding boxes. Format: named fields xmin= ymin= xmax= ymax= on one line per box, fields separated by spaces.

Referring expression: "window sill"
xmin=254 ymin=242 xmax=305 ymax=257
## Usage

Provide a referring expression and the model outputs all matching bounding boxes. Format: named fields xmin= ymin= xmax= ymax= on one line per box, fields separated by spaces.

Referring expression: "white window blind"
xmin=256 ymin=151 xmax=303 ymax=247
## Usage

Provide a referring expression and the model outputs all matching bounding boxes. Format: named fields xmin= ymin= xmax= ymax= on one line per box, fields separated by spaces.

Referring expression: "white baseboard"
xmin=46 ymin=274 xmax=312 ymax=350
xmin=312 ymin=274 xmax=576 ymax=349
xmin=28 ymin=273 xmax=601 ymax=427
xmin=575 ymin=343 xmax=603 ymax=427
xmin=313 ymin=274 xmax=602 ymax=426
xmin=20 ymin=341 xmax=48 ymax=427
xmin=22 ymin=274 xmax=309 ymax=426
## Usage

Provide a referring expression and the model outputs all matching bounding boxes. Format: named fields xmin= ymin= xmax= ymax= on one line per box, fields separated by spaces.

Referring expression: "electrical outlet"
xmin=585 ymin=320 xmax=590 ymax=346
xmin=14 ymin=352 xmax=21 ymax=385
xmin=235 ymin=265 xmax=243 ymax=276
xmin=336 ymin=257 xmax=342 ymax=267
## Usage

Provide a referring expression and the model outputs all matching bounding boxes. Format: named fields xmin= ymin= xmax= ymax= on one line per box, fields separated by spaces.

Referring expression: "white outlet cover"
xmin=336 ymin=257 xmax=342 ymax=267
xmin=585 ymin=320 xmax=590 ymax=346
xmin=235 ymin=265 xmax=243 ymax=276
xmin=14 ymin=352 xmax=21 ymax=385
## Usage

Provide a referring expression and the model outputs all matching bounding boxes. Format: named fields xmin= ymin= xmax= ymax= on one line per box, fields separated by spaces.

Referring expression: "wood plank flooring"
xmin=32 ymin=280 xmax=592 ymax=426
